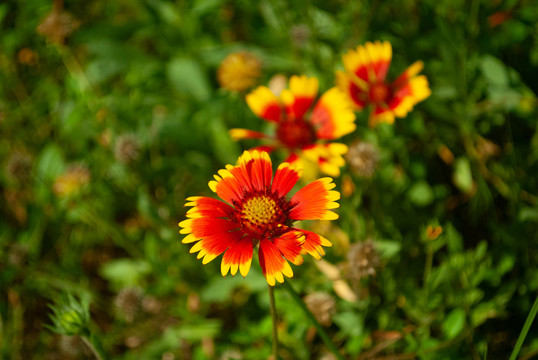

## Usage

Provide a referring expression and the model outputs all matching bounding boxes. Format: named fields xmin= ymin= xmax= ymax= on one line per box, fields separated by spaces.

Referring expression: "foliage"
xmin=1 ymin=0 xmax=538 ymax=359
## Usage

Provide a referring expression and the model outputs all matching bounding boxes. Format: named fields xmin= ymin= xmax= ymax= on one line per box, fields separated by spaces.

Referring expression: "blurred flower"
xmin=337 ymin=40 xmax=431 ymax=127
xmin=217 ymin=51 xmax=262 ymax=92
xmin=114 ymin=134 xmax=141 ymax=164
xmin=179 ymin=150 xmax=339 ymax=286
xmin=346 ymin=238 xmax=381 ymax=284
xmin=17 ymin=48 xmax=38 ymax=66
xmin=426 ymin=225 xmax=443 ymax=240
xmin=345 ymin=140 xmax=379 ymax=178
xmin=476 ymin=136 xmax=501 ymax=161
xmin=341 ymin=174 xmax=355 ymax=197
xmin=488 ymin=11 xmax=512 ymax=28
xmin=268 ymin=74 xmax=288 ymax=97
xmin=37 ymin=9 xmax=80 ymax=45
xmin=231 ymin=75 xmax=356 ymax=176
xmin=220 ymin=349 xmax=243 ymax=360
xmin=438 ymin=144 xmax=454 ymax=165
xmin=48 ymin=294 xmax=90 ymax=336
xmin=53 ymin=165 xmax=90 ymax=198
xmin=114 ymin=287 xmax=143 ymax=323
xmin=6 ymin=150 xmax=32 ymax=183
xmin=304 ymin=292 xmax=336 ymax=326
xmin=290 ymin=24 xmax=311 ymax=48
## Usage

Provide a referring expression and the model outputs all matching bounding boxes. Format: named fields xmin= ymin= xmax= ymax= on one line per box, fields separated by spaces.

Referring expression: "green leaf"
xmin=408 ymin=180 xmax=434 ymax=206
xmin=480 ymin=55 xmax=508 ymax=87
xmin=453 ymin=157 xmax=473 ymax=194
xmin=99 ymin=259 xmax=151 ymax=289
xmin=166 ymin=56 xmax=211 ymax=102
xmin=36 ymin=144 xmax=65 ymax=183
xmin=442 ymin=307 xmax=466 ymax=339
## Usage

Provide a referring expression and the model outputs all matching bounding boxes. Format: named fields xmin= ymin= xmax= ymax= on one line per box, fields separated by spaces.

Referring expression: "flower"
xmin=426 ymin=225 xmax=443 ymax=240
xmin=217 ymin=51 xmax=262 ymax=92
xmin=178 ymin=150 xmax=340 ymax=286
xmin=230 ymin=75 xmax=356 ymax=177
xmin=336 ymin=40 xmax=431 ymax=127
xmin=53 ymin=165 xmax=90 ymax=198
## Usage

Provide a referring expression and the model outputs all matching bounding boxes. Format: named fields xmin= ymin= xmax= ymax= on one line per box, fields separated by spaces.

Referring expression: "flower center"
xmin=243 ymin=196 xmax=277 ymax=226
xmin=236 ymin=192 xmax=292 ymax=239
xmin=276 ymin=118 xmax=316 ymax=149
xmin=368 ymin=83 xmax=390 ymax=104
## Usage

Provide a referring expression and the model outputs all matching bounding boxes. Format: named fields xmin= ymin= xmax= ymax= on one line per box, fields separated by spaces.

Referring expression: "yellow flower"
xmin=217 ymin=52 xmax=262 ymax=92
xmin=53 ymin=165 xmax=90 ymax=198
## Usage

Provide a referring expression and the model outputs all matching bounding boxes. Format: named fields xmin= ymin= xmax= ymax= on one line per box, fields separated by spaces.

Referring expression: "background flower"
xmin=231 ymin=75 xmax=356 ymax=176
xmin=337 ymin=40 xmax=431 ymax=127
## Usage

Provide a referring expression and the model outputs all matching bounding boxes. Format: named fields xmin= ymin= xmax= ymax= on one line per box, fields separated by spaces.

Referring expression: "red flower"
xmin=336 ymin=41 xmax=431 ymax=127
xmin=230 ymin=75 xmax=356 ymax=177
xmin=179 ymin=150 xmax=340 ymax=285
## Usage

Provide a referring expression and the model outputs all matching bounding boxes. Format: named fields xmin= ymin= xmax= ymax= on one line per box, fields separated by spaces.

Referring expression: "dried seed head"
xmin=114 ymin=287 xmax=143 ymax=323
xmin=346 ymin=238 xmax=381 ymax=283
xmin=289 ymin=24 xmax=311 ymax=48
xmin=114 ymin=134 xmax=140 ymax=164
xmin=37 ymin=10 xmax=80 ymax=45
xmin=303 ymin=292 xmax=336 ymax=326
xmin=217 ymin=52 xmax=262 ymax=92
xmin=58 ymin=335 xmax=90 ymax=357
xmin=345 ymin=140 xmax=379 ymax=178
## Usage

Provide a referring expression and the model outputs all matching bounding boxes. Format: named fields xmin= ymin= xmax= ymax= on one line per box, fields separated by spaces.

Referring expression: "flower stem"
xmin=81 ymin=332 xmax=109 ymax=360
xmin=509 ymin=294 xmax=538 ymax=360
xmin=268 ymin=284 xmax=279 ymax=360
xmin=282 ymin=281 xmax=346 ymax=360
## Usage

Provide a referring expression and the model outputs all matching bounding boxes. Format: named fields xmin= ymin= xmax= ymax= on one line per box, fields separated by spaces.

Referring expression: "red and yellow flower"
xmin=178 ymin=150 xmax=340 ymax=286
xmin=230 ymin=75 xmax=356 ymax=177
xmin=336 ymin=40 xmax=431 ymax=127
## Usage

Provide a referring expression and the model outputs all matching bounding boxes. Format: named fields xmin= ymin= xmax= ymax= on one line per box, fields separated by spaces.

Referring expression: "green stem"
xmin=509 ymin=294 xmax=538 ymax=360
xmin=81 ymin=332 xmax=109 ymax=360
xmin=282 ymin=282 xmax=346 ymax=360
xmin=268 ymin=284 xmax=279 ymax=360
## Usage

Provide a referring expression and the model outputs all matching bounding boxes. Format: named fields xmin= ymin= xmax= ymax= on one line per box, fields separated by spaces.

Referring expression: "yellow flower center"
xmin=242 ymin=196 xmax=277 ymax=227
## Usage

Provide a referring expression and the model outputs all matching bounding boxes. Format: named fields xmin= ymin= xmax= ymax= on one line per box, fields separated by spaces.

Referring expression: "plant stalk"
xmin=282 ymin=281 xmax=345 ymax=360
xmin=268 ymin=284 xmax=279 ymax=360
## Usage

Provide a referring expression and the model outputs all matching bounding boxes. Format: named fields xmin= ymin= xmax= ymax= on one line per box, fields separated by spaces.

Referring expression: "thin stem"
xmin=509 ymin=294 xmax=538 ymax=360
xmin=268 ymin=284 xmax=279 ymax=360
xmin=282 ymin=282 xmax=346 ymax=360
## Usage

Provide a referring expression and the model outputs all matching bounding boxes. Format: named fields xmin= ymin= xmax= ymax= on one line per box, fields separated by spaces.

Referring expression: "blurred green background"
xmin=1 ymin=0 xmax=538 ymax=359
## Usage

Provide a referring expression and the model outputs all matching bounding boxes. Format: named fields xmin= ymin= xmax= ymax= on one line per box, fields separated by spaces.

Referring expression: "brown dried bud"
xmin=346 ymin=140 xmax=379 ymax=178
xmin=114 ymin=134 xmax=140 ymax=164
xmin=303 ymin=292 xmax=336 ymax=326
xmin=114 ymin=287 xmax=143 ymax=323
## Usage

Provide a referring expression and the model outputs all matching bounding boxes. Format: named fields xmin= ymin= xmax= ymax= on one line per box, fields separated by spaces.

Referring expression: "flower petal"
xmin=289 ymin=177 xmax=340 ymax=220
xmin=336 ymin=71 xmax=367 ymax=111
xmin=246 ymin=86 xmax=282 ymax=122
xmin=259 ymin=239 xmax=294 ymax=286
xmin=298 ymin=229 xmax=333 ymax=260
xmin=184 ymin=196 xmax=234 ymax=219
xmin=343 ymin=40 xmax=392 ymax=83
xmin=273 ymin=230 xmax=305 ymax=266
xmin=271 ymin=161 xmax=302 ymax=197
xmin=280 ymin=75 xmax=318 ymax=119
xmin=229 ymin=128 xmax=268 ymax=140
xmin=221 ymin=237 xmax=254 ymax=277
xmin=310 ymin=87 xmax=356 ymax=140
xmin=301 ymin=143 xmax=348 ymax=177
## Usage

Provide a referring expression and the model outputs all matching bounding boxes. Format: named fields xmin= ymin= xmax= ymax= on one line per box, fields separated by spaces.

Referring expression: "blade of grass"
xmin=509 ymin=294 xmax=538 ymax=360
